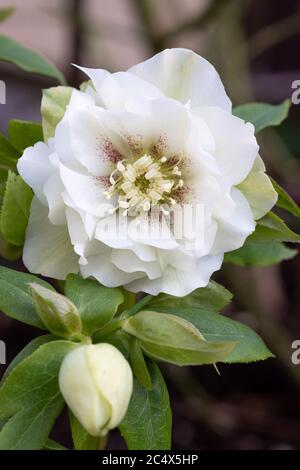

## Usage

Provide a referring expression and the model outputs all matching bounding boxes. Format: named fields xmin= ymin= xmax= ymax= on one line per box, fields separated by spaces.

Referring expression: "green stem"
xmin=93 ymin=319 xmax=123 ymax=342
xmin=98 ymin=434 xmax=108 ymax=450
xmin=120 ymin=294 xmax=153 ymax=319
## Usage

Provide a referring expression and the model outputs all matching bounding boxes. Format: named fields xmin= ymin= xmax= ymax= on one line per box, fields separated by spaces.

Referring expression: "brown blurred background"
xmin=1 ymin=0 xmax=300 ymax=450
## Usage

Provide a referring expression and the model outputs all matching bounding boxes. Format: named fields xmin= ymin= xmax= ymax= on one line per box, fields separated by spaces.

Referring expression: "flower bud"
xmin=59 ymin=343 xmax=133 ymax=436
xmin=29 ymin=283 xmax=82 ymax=340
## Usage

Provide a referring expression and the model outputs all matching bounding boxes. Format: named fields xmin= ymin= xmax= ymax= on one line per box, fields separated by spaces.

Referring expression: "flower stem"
xmin=93 ymin=319 xmax=123 ymax=342
xmin=120 ymin=294 xmax=153 ymax=319
xmin=98 ymin=434 xmax=108 ymax=450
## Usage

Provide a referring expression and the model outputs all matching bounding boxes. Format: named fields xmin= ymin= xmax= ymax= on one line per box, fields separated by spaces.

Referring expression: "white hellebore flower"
xmin=18 ymin=48 xmax=277 ymax=296
xmin=59 ymin=343 xmax=133 ymax=436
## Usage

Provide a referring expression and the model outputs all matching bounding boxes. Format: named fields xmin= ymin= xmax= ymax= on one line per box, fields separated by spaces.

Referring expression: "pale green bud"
xmin=59 ymin=343 xmax=133 ymax=436
xmin=29 ymin=283 xmax=82 ymax=340
xmin=238 ymin=155 xmax=278 ymax=220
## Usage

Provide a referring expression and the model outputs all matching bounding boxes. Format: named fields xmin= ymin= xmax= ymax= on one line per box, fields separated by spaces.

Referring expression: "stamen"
xmin=145 ymin=169 xmax=161 ymax=179
xmin=105 ymin=151 xmax=184 ymax=214
xmin=117 ymin=161 xmax=125 ymax=172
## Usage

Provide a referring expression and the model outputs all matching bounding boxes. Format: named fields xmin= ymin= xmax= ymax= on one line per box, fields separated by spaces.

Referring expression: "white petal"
xmin=59 ymin=346 xmax=110 ymax=436
xmin=65 ymin=207 xmax=89 ymax=261
xmin=95 ymin=213 xmax=135 ymax=249
xmin=43 ymin=172 xmax=66 ymax=225
xmin=211 ymin=188 xmax=255 ymax=254
xmin=148 ymin=97 xmax=191 ymax=155
xmin=56 ymin=90 xmax=118 ymax=175
xmin=129 ymin=48 xmax=231 ymax=111
xmin=95 ymin=216 xmax=158 ymax=261
xmin=111 ymin=249 xmax=162 ymax=280
xmin=128 ymin=215 xmax=178 ymax=250
xmin=158 ymin=247 xmax=196 ymax=272
xmin=17 ymin=140 xmax=55 ymax=205
xmin=194 ymin=106 xmax=259 ymax=187
xmin=23 ymin=197 xmax=78 ymax=279
xmin=86 ymin=344 xmax=133 ymax=430
xmin=125 ymin=254 xmax=223 ymax=296
xmin=59 ymin=163 xmax=113 ymax=217
xmin=97 ymin=110 xmax=156 ymax=157
xmin=80 ymin=244 xmax=145 ymax=287
xmin=100 ymin=71 xmax=163 ymax=110
xmin=74 ymin=65 xmax=110 ymax=100
xmin=64 ymin=192 xmax=97 ymax=239
xmin=54 ymin=90 xmax=94 ymax=166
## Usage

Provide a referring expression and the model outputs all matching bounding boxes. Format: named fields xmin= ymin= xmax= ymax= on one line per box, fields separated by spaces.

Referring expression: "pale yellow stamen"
xmin=104 ymin=153 xmax=183 ymax=215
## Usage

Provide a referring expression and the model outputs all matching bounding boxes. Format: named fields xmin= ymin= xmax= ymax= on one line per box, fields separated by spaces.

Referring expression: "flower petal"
xmin=111 ymin=249 xmax=162 ymax=280
xmin=56 ymin=90 xmax=119 ymax=175
xmin=59 ymin=162 xmax=113 ymax=218
xmin=17 ymin=139 xmax=55 ymax=205
xmin=23 ymin=197 xmax=78 ymax=279
xmin=125 ymin=254 xmax=223 ymax=296
xmin=194 ymin=106 xmax=259 ymax=187
xmin=100 ymin=71 xmax=163 ymax=110
xmin=74 ymin=65 xmax=110 ymax=99
xmin=80 ymin=244 xmax=145 ymax=287
xmin=211 ymin=188 xmax=255 ymax=254
xmin=129 ymin=48 xmax=232 ymax=111
xmin=43 ymin=172 xmax=66 ymax=225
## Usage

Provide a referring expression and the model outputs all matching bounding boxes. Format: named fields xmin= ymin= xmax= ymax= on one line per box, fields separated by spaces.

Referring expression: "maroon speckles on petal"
xmin=93 ymin=175 xmax=110 ymax=188
xmin=151 ymin=134 xmax=167 ymax=158
xmin=172 ymin=185 xmax=191 ymax=205
xmin=124 ymin=133 xmax=143 ymax=156
xmin=97 ymin=137 xmax=123 ymax=164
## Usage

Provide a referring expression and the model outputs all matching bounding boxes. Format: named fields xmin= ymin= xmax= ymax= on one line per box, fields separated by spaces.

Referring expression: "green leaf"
xmin=0 ymin=171 xmax=33 ymax=246
xmin=0 ymin=180 xmax=6 ymax=200
xmin=233 ymin=100 xmax=291 ymax=133
xmin=0 ymin=34 xmax=65 ymax=84
xmin=69 ymin=411 xmax=99 ymax=450
xmin=147 ymin=307 xmax=273 ymax=363
xmin=224 ymin=240 xmax=297 ymax=267
xmin=2 ymin=334 xmax=56 ymax=383
xmin=250 ymin=212 xmax=300 ymax=243
xmin=101 ymin=330 xmax=131 ymax=360
xmin=0 ymin=232 xmax=22 ymax=261
xmin=43 ymin=439 xmax=67 ymax=450
xmin=41 ymin=86 xmax=73 ymax=141
xmin=0 ymin=7 xmax=15 ymax=23
xmin=118 ymin=288 xmax=137 ymax=313
xmin=65 ymin=274 xmax=124 ymax=335
xmin=227 ymin=212 xmax=300 ymax=265
xmin=0 ymin=265 xmax=55 ymax=328
xmin=271 ymin=177 xmax=300 ymax=218
xmin=0 ymin=340 xmax=76 ymax=450
xmin=148 ymin=280 xmax=232 ymax=313
xmin=8 ymin=120 xmax=43 ymax=153
xmin=119 ymin=361 xmax=172 ymax=450
xmin=122 ymin=311 xmax=236 ymax=366
xmin=130 ymin=338 xmax=152 ymax=389
xmin=0 ymin=132 xmax=20 ymax=172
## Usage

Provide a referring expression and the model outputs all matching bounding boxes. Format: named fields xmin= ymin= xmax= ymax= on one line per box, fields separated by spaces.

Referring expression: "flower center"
xmin=104 ymin=154 xmax=184 ymax=215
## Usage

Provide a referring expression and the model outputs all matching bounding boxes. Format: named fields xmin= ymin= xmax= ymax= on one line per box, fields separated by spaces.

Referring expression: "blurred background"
xmin=1 ymin=0 xmax=300 ymax=450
